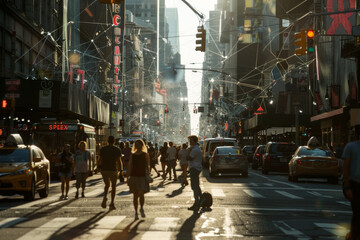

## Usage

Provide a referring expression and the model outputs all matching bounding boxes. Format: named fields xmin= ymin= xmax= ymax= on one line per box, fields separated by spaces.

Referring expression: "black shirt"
xmin=100 ymin=145 xmax=122 ymax=171
xmin=130 ymin=152 xmax=147 ymax=177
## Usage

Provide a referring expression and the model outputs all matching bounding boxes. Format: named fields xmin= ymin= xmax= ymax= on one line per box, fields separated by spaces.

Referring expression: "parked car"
xmin=202 ymin=138 xmax=238 ymax=168
xmin=252 ymin=145 xmax=265 ymax=170
xmin=262 ymin=142 xmax=297 ymax=174
xmin=0 ymin=134 xmax=50 ymax=200
xmin=242 ymin=145 xmax=256 ymax=163
xmin=209 ymin=146 xmax=248 ymax=177
xmin=288 ymin=146 xmax=339 ymax=183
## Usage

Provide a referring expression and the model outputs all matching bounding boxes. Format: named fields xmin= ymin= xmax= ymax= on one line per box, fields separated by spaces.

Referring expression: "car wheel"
xmin=328 ymin=177 xmax=338 ymax=184
xmin=39 ymin=177 xmax=49 ymax=198
xmin=24 ymin=180 xmax=36 ymax=201
xmin=252 ymin=162 xmax=258 ymax=170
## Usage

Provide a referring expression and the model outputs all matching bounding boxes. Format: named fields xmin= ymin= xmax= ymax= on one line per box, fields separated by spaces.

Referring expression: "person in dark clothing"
xmin=342 ymin=125 xmax=360 ymax=240
xmin=58 ymin=144 xmax=73 ymax=200
xmin=158 ymin=142 xmax=168 ymax=175
xmin=118 ymin=141 xmax=125 ymax=182
xmin=148 ymin=142 xmax=160 ymax=177
xmin=127 ymin=139 xmax=150 ymax=220
xmin=99 ymin=136 xmax=122 ymax=210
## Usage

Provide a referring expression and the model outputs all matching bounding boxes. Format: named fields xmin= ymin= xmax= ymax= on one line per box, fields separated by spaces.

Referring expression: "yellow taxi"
xmin=0 ymin=134 xmax=50 ymax=200
xmin=288 ymin=146 xmax=338 ymax=184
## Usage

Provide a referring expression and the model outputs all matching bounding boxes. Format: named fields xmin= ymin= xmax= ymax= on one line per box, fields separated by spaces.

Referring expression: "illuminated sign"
xmin=35 ymin=124 xmax=79 ymax=131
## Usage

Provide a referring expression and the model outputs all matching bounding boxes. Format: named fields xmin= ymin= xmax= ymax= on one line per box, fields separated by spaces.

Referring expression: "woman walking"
xmin=158 ymin=142 xmax=168 ymax=175
xmin=178 ymin=143 xmax=189 ymax=186
xmin=128 ymin=139 xmax=151 ymax=220
xmin=74 ymin=141 xmax=90 ymax=199
xmin=148 ymin=142 xmax=160 ymax=177
xmin=58 ymin=144 xmax=73 ymax=200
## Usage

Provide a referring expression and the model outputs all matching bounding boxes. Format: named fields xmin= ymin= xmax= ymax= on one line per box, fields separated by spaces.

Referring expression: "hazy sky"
xmin=166 ymin=0 xmax=217 ymax=136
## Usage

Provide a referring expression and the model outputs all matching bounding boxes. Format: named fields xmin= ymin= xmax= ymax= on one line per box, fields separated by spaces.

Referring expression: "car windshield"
xmin=270 ymin=144 xmax=297 ymax=153
xmin=216 ymin=148 xmax=241 ymax=155
xmin=298 ymin=147 xmax=334 ymax=157
xmin=243 ymin=146 xmax=254 ymax=152
xmin=210 ymin=142 xmax=235 ymax=152
xmin=0 ymin=149 xmax=30 ymax=163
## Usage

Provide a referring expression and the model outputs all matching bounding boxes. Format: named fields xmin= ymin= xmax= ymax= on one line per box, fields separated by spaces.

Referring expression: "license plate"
xmin=280 ymin=158 xmax=287 ymax=163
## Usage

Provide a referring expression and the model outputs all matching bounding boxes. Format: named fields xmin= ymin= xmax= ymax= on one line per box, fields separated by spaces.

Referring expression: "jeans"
xmin=350 ymin=180 xmax=360 ymax=239
xmin=189 ymin=168 xmax=202 ymax=205
xmin=165 ymin=160 xmax=177 ymax=179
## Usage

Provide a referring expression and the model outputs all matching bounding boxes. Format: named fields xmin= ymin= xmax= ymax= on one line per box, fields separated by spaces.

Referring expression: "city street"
xmin=0 ymin=168 xmax=351 ymax=239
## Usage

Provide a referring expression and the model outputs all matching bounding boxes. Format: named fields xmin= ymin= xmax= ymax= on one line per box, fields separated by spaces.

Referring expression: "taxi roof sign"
xmin=5 ymin=134 xmax=24 ymax=146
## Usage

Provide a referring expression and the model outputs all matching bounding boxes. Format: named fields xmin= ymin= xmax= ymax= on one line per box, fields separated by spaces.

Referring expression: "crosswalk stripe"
xmin=314 ymin=223 xmax=348 ymax=237
xmin=16 ymin=217 xmax=77 ymax=240
xmin=337 ymin=201 xmax=350 ymax=206
xmin=307 ymin=191 xmax=333 ymax=199
xmin=248 ymin=183 xmax=258 ymax=187
xmin=273 ymin=221 xmax=310 ymax=239
xmin=142 ymin=217 xmax=180 ymax=240
xmin=85 ymin=188 xmax=104 ymax=197
xmin=275 ymin=191 xmax=303 ymax=199
xmin=243 ymin=189 xmax=265 ymax=198
xmin=211 ymin=189 xmax=225 ymax=197
xmin=76 ymin=216 xmax=126 ymax=240
xmin=264 ymin=183 xmax=274 ymax=187
xmin=0 ymin=217 xmax=26 ymax=228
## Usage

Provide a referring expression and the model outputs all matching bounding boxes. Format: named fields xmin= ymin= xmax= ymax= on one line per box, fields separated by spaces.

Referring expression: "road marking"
xmin=211 ymin=189 xmax=225 ymax=197
xmin=142 ymin=217 xmax=180 ymax=240
xmin=223 ymin=208 xmax=242 ymax=238
xmin=17 ymin=217 xmax=77 ymax=240
xmin=232 ymin=183 xmax=244 ymax=186
xmin=248 ymin=183 xmax=258 ymax=187
xmin=275 ymin=190 xmax=303 ymax=199
xmin=337 ymin=201 xmax=350 ymax=206
xmin=251 ymin=172 xmax=304 ymax=189
xmin=264 ymin=183 xmax=274 ymax=187
xmin=307 ymin=191 xmax=333 ymax=198
xmin=0 ymin=217 xmax=26 ymax=228
xmin=76 ymin=216 xmax=126 ymax=240
xmin=273 ymin=221 xmax=310 ymax=239
xmin=85 ymin=188 xmax=104 ymax=197
xmin=314 ymin=223 xmax=348 ymax=237
xmin=243 ymin=189 xmax=265 ymax=198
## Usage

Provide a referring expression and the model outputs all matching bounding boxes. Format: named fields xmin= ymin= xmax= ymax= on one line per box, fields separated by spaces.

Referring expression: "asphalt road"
xmin=0 ymin=167 xmax=352 ymax=239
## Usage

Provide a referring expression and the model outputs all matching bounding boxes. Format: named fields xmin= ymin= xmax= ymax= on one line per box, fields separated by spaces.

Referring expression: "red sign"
xmin=49 ymin=124 xmax=69 ymax=131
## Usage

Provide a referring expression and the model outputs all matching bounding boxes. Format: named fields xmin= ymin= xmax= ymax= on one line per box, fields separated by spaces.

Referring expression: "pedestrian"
xmin=178 ymin=143 xmax=189 ymax=186
xmin=74 ymin=141 xmax=90 ymax=199
xmin=118 ymin=141 xmax=125 ymax=182
xmin=342 ymin=125 xmax=360 ymax=240
xmin=163 ymin=141 xmax=177 ymax=181
xmin=159 ymin=142 xmax=168 ymax=175
xmin=148 ymin=142 xmax=160 ymax=177
xmin=99 ymin=136 xmax=122 ymax=210
xmin=122 ymin=141 xmax=132 ymax=180
xmin=127 ymin=139 xmax=150 ymax=220
xmin=186 ymin=135 xmax=203 ymax=211
xmin=58 ymin=144 xmax=73 ymax=200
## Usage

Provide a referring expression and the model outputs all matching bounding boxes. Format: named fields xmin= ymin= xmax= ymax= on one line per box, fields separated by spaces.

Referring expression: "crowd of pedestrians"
xmin=56 ymin=135 xmax=203 ymax=219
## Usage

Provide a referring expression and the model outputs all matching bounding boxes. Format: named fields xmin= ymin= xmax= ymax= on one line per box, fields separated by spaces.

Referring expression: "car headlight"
xmin=10 ymin=168 xmax=32 ymax=176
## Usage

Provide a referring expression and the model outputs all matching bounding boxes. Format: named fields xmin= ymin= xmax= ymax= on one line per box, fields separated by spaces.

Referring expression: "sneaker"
xmin=101 ymin=198 xmax=107 ymax=208
xmin=162 ymin=174 xmax=166 ymax=180
xmin=75 ymin=192 xmax=79 ymax=199
xmin=135 ymin=213 xmax=139 ymax=220
xmin=109 ymin=203 xmax=116 ymax=210
xmin=64 ymin=195 xmax=69 ymax=200
xmin=59 ymin=195 xmax=64 ymax=200
xmin=82 ymin=192 xmax=85 ymax=198
xmin=140 ymin=209 xmax=145 ymax=218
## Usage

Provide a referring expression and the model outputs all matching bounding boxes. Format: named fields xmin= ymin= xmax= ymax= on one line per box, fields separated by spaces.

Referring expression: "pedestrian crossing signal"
xmin=1 ymin=99 xmax=7 ymax=109
xmin=195 ymin=27 xmax=206 ymax=52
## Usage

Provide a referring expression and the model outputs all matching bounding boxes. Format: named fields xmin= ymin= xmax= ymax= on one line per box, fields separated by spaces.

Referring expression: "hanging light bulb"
xmin=325 ymin=87 xmax=329 ymax=100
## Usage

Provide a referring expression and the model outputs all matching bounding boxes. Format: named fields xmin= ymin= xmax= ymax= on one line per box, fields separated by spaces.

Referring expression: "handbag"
xmin=145 ymin=159 xmax=153 ymax=183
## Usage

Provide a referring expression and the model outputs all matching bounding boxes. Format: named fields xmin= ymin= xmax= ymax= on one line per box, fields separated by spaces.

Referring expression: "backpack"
xmin=199 ymin=191 xmax=213 ymax=208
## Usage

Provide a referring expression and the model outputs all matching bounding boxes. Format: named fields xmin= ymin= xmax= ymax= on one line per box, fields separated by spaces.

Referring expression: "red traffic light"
xmin=2 ymin=100 xmax=7 ymax=108
xmin=157 ymin=120 xmax=160 ymax=126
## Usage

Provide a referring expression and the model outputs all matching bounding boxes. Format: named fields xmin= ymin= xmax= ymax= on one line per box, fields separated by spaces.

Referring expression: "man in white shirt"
xmin=187 ymin=135 xmax=202 ymax=210
xmin=162 ymin=142 xmax=178 ymax=181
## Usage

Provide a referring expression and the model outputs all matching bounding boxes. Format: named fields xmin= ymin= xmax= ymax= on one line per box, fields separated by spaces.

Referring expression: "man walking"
xmin=99 ymin=136 xmax=122 ymax=210
xmin=186 ymin=135 xmax=202 ymax=211
xmin=342 ymin=125 xmax=360 ymax=240
xmin=163 ymin=142 xmax=177 ymax=181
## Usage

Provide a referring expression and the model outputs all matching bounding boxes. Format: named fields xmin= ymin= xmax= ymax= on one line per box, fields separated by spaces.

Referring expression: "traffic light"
xmin=294 ymin=29 xmax=306 ymax=55
xmin=165 ymin=106 xmax=169 ymax=113
xmin=193 ymin=107 xmax=197 ymax=114
xmin=195 ymin=27 xmax=206 ymax=52
xmin=98 ymin=0 xmax=123 ymax=4
xmin=156 ymin=120 xmax=160 ymax=126
xmin=306 ymin=29 xmax=315 ymax=54
xmin=2 ymin=99 xmax=7 ymax=109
